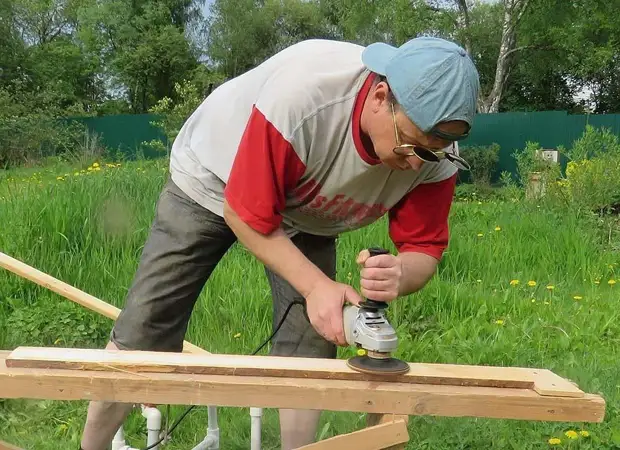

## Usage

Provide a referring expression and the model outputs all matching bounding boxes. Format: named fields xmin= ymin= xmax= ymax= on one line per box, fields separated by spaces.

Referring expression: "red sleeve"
xmin=388 ymin=173 xmax=457 ymax=260
xmin=224 ymin=105 xmax=306 ymax=234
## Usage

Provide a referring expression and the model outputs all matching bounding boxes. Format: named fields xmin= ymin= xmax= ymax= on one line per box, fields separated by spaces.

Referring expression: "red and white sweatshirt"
xmin=170 ymin=39 xmax=458 ymax=260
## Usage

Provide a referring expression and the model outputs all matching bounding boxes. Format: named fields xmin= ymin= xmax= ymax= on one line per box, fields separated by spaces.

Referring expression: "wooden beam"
xmin=0 ymin=252 xmax=208 ymax=355
xmin=6 ymin=346 xmax=584 ymax=398
xmin=0 ymin=440 xmax=23 ymax=450
xmin=294 ymin=419 xmax=409 ymax=450
xmin=366 ymin=414 xmax=410 ymax=450
xmin=0 ymin=352 xmax=605 ymax=423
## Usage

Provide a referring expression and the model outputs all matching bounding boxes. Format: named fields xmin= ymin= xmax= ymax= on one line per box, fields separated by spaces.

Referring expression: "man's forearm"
xmin=396 ymin=251 xmax=439 ymax=296
xmin=223 ymin=201 xmax=330 ymax=298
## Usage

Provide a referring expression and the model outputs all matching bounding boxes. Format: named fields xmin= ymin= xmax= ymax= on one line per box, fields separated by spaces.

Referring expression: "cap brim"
xmin=361 ymin=43 xmax=397 ymax=76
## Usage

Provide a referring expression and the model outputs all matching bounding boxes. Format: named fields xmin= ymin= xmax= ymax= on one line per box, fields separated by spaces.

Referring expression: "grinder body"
xmin=343 ymin=302 xmax=398 ymax=356
xmin=343 ymin=247 xmax=410 ymax=375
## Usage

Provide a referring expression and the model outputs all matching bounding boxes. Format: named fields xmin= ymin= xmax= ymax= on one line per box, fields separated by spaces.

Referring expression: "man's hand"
xmin=356 ymin=249 xmax=403 ymax=302
xmin=306 ymin=279 xmax=363 ymax=346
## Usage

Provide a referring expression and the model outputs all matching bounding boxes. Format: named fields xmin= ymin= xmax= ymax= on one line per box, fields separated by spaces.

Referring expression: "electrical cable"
xmin=141 ymin=300 xmax=306 ymax=450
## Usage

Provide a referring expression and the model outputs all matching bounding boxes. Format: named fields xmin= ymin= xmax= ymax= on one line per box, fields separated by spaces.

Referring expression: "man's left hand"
xmin=356 ymin=249 xmax=403 ymax=302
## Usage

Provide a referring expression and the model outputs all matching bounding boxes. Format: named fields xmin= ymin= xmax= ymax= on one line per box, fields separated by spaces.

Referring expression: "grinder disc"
xmin=347 ymin=355 xmax=410 ymax=375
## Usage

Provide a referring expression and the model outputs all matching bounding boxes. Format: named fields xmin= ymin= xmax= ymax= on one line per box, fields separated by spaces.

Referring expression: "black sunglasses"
xmin=390 ymin=103 xmax=470 ymax=171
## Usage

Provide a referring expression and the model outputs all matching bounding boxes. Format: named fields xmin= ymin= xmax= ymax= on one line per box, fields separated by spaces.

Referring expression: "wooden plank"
xmin=366 ymin=414 xmax=409 ymax=450
xmin=294 ymin=419 xmax=409 ymax=450
xmin=0 ymin=440 xmax=23 ymax=450
xmin=5 ymin=347 xmax=583 ymax=398
xmin=0 ymin=252 xmax=208 ymax=355
xmin=0 ymin=353 xmax=605 ymax=423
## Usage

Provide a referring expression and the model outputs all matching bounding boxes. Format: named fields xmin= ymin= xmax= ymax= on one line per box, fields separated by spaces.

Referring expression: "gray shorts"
xmin=111 ymin=178 xmax=337 ymax=359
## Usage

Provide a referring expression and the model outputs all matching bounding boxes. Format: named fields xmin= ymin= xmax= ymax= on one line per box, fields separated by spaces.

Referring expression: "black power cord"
xmin=142 ymin=300 xmax=305 ymax=450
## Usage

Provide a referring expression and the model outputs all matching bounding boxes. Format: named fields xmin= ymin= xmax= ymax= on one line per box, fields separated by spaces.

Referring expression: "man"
xmin=80 ymin=36 xmax=479 ymax=450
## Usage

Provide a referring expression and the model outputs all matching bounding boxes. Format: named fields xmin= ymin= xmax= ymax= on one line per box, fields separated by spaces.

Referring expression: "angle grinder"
xmin=343 ymin=247 xmax=410 ymax=376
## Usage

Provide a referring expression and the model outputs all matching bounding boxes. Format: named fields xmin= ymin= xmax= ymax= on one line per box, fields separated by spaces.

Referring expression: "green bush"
xmin=0 ymin=87 xmax=88 ymax=169
xmin=548 ymin=126 xmax=620 ymax=215
xmin=458 ymin=142 xmax=500 ymax=185
xmin=512 ymin=141 xmax=561 ymax=188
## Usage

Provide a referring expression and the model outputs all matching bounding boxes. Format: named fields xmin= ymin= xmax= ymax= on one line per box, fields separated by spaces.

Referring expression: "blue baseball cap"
xmin=362 ymin=36 xmax=480 ymax=141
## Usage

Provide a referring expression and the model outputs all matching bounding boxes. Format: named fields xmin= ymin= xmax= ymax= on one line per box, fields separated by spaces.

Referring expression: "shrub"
xmin=512 ymin=141 xmax=561 ymax=187
xmin=546 ymin=126 xmax=620 ymax=216
xmin=0 ymin=87 xmax=88 ymax=169
xmin=458 ymin=143 xmax=500 ymax=185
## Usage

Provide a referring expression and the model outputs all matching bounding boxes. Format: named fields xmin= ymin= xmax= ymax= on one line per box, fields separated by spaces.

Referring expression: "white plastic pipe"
xmin=111 ymin=425 xmax=139 ymax=450
xmin=142 ymin=405 xmax=162 ymax=450
xmin=250 ymin=407 xmax=263 ymax=450
xmin=111 ymin=426 xmax=127 ymax=450
xmin=190 ymin=405 xmax=220 ymax=450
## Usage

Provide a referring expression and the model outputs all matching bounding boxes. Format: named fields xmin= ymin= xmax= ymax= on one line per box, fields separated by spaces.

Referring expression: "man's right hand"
xmin=305 ymin=279 xmax=363 ymax=346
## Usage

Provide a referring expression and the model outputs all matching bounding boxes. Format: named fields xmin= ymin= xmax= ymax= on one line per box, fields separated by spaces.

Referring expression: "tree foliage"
xmin=2 ymin=0 xmax=620 ymax=167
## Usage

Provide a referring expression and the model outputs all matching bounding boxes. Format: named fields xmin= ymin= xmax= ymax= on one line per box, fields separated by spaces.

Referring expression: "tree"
xmin=78 ymin=0 xmax=205 ymax=113
xmin=205 ymin=0 xmax=331 ymax=79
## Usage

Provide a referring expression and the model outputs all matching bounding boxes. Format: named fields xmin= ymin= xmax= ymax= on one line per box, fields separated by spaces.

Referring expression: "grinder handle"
xmin=359 ymin=247 xmax=391 ymax=311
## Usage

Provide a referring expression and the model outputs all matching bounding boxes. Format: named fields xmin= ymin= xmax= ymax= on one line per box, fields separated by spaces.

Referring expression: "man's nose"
xmin=406 ymin=155 xmax=424 ymax=171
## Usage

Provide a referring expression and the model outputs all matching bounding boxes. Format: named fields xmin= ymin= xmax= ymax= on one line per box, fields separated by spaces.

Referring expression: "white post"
xmin=190 ymin=406 xmax=220 ymax=449
xmin=250 ymin=407 xmax=263 ymax=450
xmin=142 ymin=405 xmax=163 ymax=450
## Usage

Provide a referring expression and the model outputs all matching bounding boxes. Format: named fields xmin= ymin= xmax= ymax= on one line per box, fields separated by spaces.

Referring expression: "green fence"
xmin=69 ymin=110 xmax=620 ymax=181
xmin=459 ymin=110 xmax=620 ymax=183
xmin=68 ymin=114 xmax=168 ymax=159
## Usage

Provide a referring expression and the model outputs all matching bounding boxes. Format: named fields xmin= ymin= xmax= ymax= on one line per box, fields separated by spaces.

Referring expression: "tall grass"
xmin=0 ymin=159 xmax=618 ymax=449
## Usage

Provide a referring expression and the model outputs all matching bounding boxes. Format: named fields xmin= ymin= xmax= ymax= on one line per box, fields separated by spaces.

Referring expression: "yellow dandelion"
xmin=92 ymin=162 xmax=100 ymax=168
xmin=87 ymin=166 xmax=93 ymax=171
xmin=579 ymin=430 xmax=589 ymax=437
xmin=495 ymin=319 xmax=504 ymax=325
xmin=56 ymin=176 xmax=64 ymax=181
xmin=565 ymin=430 xmax=578 ymax=439
xmin=94 ymin=166 xmax=101 ymax=171
xmin=573 ymin=295 xmax=582 ymax=300
xmin=609 ymin=279 xmax=617 ymax=286
xmin=548 ymin=437 xmax=561 ymax=445
xmin=546 ymin=285 xmax=555 ymax=290
xmin=531 ymin=299 xmax=536 ymax=303
xmin=233 ymin=332 xmax=241 ymax=338
xmin=528 ymin=280 xmax=537 ymax=287
xmin=477 ymin=233 xmax=484 ymax=237
xmin=494 ymin=226 xmax=501 ymax=231
xmin=510 ymin=279 xmax=519 ymax=286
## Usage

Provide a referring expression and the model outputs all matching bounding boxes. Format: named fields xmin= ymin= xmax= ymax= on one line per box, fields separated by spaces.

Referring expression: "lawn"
xmin=0 ymin=157 xmax=618 ymax=449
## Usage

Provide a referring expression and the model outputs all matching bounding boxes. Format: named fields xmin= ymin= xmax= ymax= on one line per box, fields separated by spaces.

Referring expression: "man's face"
xmin=364 ymin=81 xmax=469 ymax=171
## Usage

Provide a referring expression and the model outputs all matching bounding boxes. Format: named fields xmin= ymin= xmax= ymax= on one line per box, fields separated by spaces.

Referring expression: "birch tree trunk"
xmin=477 ymin=0 xmax=530 ymax=113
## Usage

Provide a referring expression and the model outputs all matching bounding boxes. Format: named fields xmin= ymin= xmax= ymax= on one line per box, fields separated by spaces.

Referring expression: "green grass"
xmin=1 ymin=158 xmax=619 ymax=449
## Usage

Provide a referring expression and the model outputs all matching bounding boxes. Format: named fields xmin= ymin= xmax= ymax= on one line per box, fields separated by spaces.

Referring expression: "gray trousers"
xmin=111 ymin=178 xmax=337 ymax=359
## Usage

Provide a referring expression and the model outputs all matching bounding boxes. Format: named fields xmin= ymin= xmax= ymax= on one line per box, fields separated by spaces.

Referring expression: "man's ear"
xmin=370 ymin=81 xmax=390 ymax=114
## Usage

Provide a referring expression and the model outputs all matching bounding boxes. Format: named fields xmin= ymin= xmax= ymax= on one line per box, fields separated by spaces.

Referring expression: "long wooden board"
xmin=0 ymin=440 xmax=23 ymax=450
xmin=294 ymin=419 xmax=409 ymax=450
xmin=0 ymin=251 xmax=208 ymax=355
xmin=6 ymin=346 xmax=584 ymax=398
xmin=0 ymin=353 xmax=605 ymax=423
